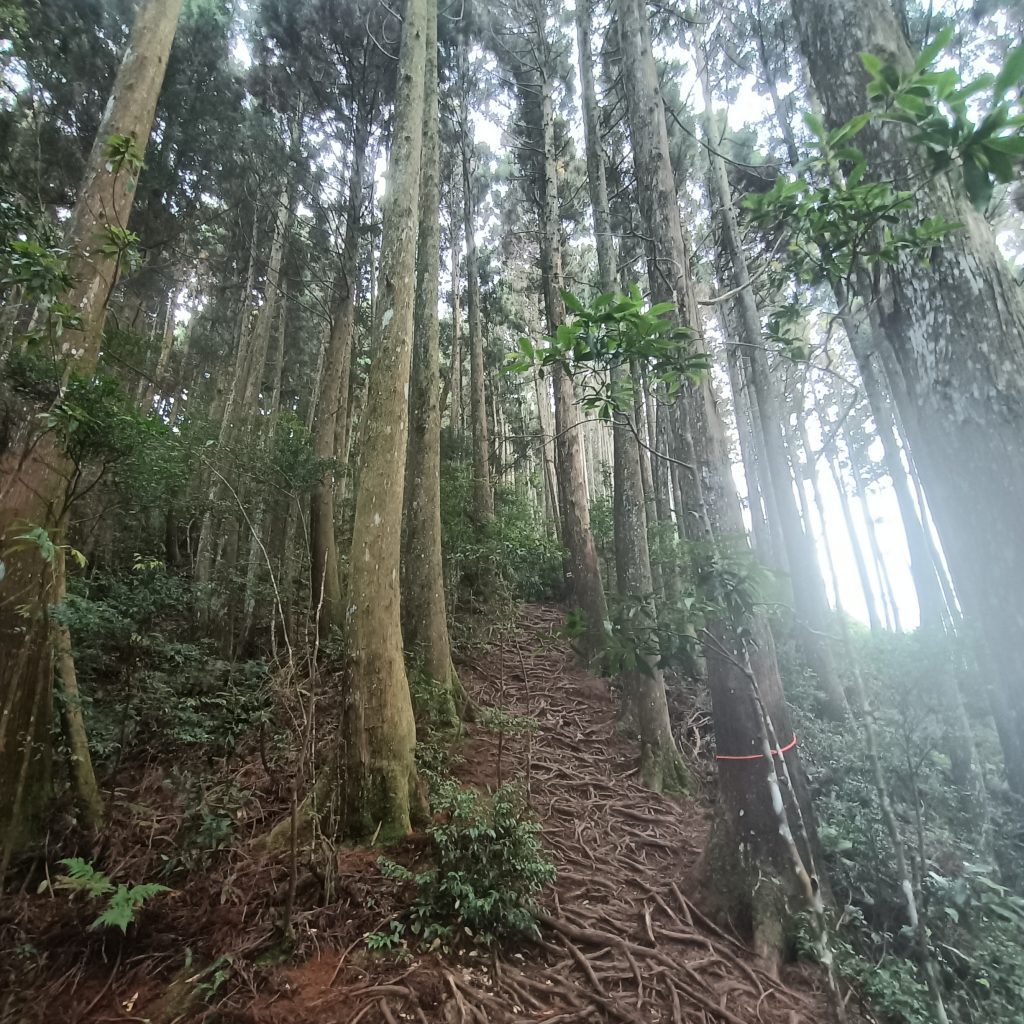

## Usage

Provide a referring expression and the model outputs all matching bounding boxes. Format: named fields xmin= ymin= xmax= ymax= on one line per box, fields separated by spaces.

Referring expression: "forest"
xmin=2 ymin=0 xmax=1024 ymax=1021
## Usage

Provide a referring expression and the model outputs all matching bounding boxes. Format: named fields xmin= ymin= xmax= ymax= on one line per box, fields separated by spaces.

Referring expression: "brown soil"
xmin=0 ymin=604 xmax=836 ymax=1024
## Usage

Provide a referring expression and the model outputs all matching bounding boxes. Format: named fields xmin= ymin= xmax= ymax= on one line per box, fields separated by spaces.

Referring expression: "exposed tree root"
xmin=0 ymin=605 xmax=840 ymax=1024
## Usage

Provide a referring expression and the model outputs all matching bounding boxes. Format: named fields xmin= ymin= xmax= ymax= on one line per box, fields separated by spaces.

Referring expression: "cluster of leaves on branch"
xmin=862 ymin=28 xmax=1024 ymax=209
xmin=508 ymin=286 xmax=710 ymax=420
xmin=744 ymin=33 xmax=1024 ymax=293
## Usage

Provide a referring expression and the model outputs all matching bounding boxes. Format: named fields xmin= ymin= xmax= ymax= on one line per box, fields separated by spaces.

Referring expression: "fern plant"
xmin=55 ymin=858 xmax=169 ymax=934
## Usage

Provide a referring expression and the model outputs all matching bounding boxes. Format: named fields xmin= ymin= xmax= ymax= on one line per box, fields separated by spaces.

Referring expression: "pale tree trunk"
xmin=701 ymin=66 xmax=847 ymax=721
xmin=825 ymin=438 xmax=883 ymax=631
xmin=332 ymin=0 xmax=429 ymax=841
xmin=576 ymin=0 xmax=689 ymax=791
xmin=446 ymin=181 xmax=464 ymax=433
xmin=52 ymin=547 xmax=103 ymax=832
xmin=793 ymin=0 xmax=1024 ymax=793
xmin=632 ymin=370 xmax=663 ymax=600
xmin=848 ymin=450 xmax=902 ymax=632
xmin=722 ymin=312 xmax=773 ymax=559
xmin=789 ymin=414 xmax=844 ymax=610
xmin=142 ymin=285 xmax=178 ymax=408
xmin=193 ymin=221 xmax=258 ymax=585
xmin=534 ymin=13 xmax=608 ymax=658
xmin=842 ymin=316 xmax=950 ymax=629
xmin=402 ymin=6 xmax=463 ymax=728
xmin=534 ymin=369 xmax=561 ymax=539
xmin=194 ymin=180 xmax=292 ymax=595
xmin=617 ymin=0 xmax=835 ymax=977
xmin=241 ymin=283 xmax=289 ymax=652
xmin=310 ymin=118 xmax=371 ymax=635
xmin=0 ymin=0 xmax=183 ymax=864
xmin=213 ymin=177 xmax=294 ymax=649
xmin=459 ymin=42 xmax=493 ymax=522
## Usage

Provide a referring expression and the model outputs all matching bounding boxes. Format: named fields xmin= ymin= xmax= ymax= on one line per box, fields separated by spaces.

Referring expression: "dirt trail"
xmin=2 ymin=605 xmax=833 ymax=1023
xmin=262 ymin=604 xmax=830 ymax=1024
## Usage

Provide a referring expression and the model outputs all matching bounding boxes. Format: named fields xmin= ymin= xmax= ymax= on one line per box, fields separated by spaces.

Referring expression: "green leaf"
xmin=802 ymin=111 xmax=825 ymax=139
xmin=829 ymin=114 xmax=871 ymax=146
xmin=914 ymin=24 xmax=955 ymax=73
xmin=560 ymin=290 xmax=585 ymax=315
xmin=994 ymin=42 xmax=1024 ymax=98
xmin=859 ymin=51 xmax=883 ymax=77
xmin=962 ymin=157 xmax=994 ymax=209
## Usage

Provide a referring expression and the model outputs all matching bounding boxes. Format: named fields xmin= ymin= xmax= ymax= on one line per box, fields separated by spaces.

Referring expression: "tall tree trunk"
xmin=616 ymin=0 xmax=832 ymax=971
xmin=838 ymin=314 xmax=949 ymax=628
xmin=459 ymin=42 xmax=493 ymax=522
xmin=534 ymin=16 xmax=608 ymax=658
xmin=447 ymin=183 xmax=464 ymax=433
xmin=723 ymin=324 xmax=773 ymax=560
xmin=793 ymin=0 xmax=1024 ymax=794
xmin=575 ymin=0 xmax=689 ymax=791
xmin=333 ymin=0 xmax=429 ymax=841
xmin=848 ymin=451 xmax=902 ymax=632
xmin=824 ymin=439 xmax=883 ymax=631
xmin=310 ymin=119 xmax=371 ymax=635
xmin=0 ymin=0 xmax=183 ymax=863
xmin=402 ymin=6 xmax=462 ymax=728
xmin=789 ymin=414 xmax=844 ymax=612
xmin=143 ymin=285 xmax=178 ymax=408
xmin=700 ymin=66 xmax=847 ymax=721
xmin=534 ymin=369 xmax=561 ymax=539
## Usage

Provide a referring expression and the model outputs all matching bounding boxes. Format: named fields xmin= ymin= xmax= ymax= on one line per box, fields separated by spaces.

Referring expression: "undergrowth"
xmin=785 ymin=625 xmax=1024 ymax=1024
xmin=370 ymin=781 xmax=554 ymax=952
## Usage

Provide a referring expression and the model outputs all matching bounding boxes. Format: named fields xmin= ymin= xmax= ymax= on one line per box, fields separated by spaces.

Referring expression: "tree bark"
xmin=333 ymin=0 xmax=429 ymax=841
xmin=0 ymin=0 xmax=183 ymax=862
xmin=616 ymin=0 xmax=827 ymax=964
xmin=402 ymin=5 xmax=463 ymax=729
xmin=310 ymin=119 xmax=371 ymax=635
xmin=459 ymin=41 xmax=493 ymax=523
xmin=576 ymin=0 xmax=689 ymax=791
xmin=793 ymin=0 xmax=1024 ymax=793
xmin=533 ymin=15 xmax=608 ymax=658
xmin=700 ymin=67 xmax=847 ymax=722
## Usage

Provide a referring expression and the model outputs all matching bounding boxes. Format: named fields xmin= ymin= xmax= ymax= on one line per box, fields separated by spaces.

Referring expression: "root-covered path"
xmin=432 ymin=604 xmax=828 ymax=1024
xmin=4 ymin=605 xmax=834 ymax=1024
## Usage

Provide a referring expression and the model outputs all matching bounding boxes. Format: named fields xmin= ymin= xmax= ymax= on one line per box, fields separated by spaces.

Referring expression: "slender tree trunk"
xmin=310 ymin=120 xmax=371 ymax=635
xmin=848 ymin=453 xmax=902 ymax=632
xmin=459 ymin=42 xmax=493 ymax=522
xmin=143 ymin=286 xmax=178 ymax=408
xmin=52 ymin=547 xmax=103 ymax=832
xmin=790 ymin=411 xmax=844 ymax=612
xmin=333 ymin=0 xmax=429 ymax=841
xmin=617 ymin=0 xmax=832 ymax=971
xmin=0 ymin=0 xmax=183 ymax=863
xmin=724 ymin=327 xmax=773 ymax=560
xmin=576 ymin=0 xmax=689 ymax=790
xmin=447 ymin=185 xmax=464 ymax=433
xmin=842 ymin=321 xmax=948 ymax=628
xmin=825 ymin=442 xmax=882 ymax=631
xmin=700 ymin=68 xmax=847 ymax=721
xmin=402 ymin=8 xmax=462 ymax=728
xmin=534 ymin=369 xmax=561 ymax=540
xmin=533 ymin=22 xmax=608 ymax=658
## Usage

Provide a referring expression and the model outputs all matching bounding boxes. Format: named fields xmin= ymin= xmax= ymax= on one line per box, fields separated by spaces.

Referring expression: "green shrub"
xmin=440 ymin=456 xmax=564 ymax=611
xmin=790 ymin=627 xmax=1024 ymax=1024
xmin=56 ymin=562 xmax=271 ymax=766
xmin=374 ymin=783 xmax=554 ymax=950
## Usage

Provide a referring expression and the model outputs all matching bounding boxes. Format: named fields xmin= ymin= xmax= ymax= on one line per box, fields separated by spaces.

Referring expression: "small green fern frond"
xmin=56 ymin=857 xmax=114 ymax=898
xmin=88 ymin=882 xmax=171 ymax=934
